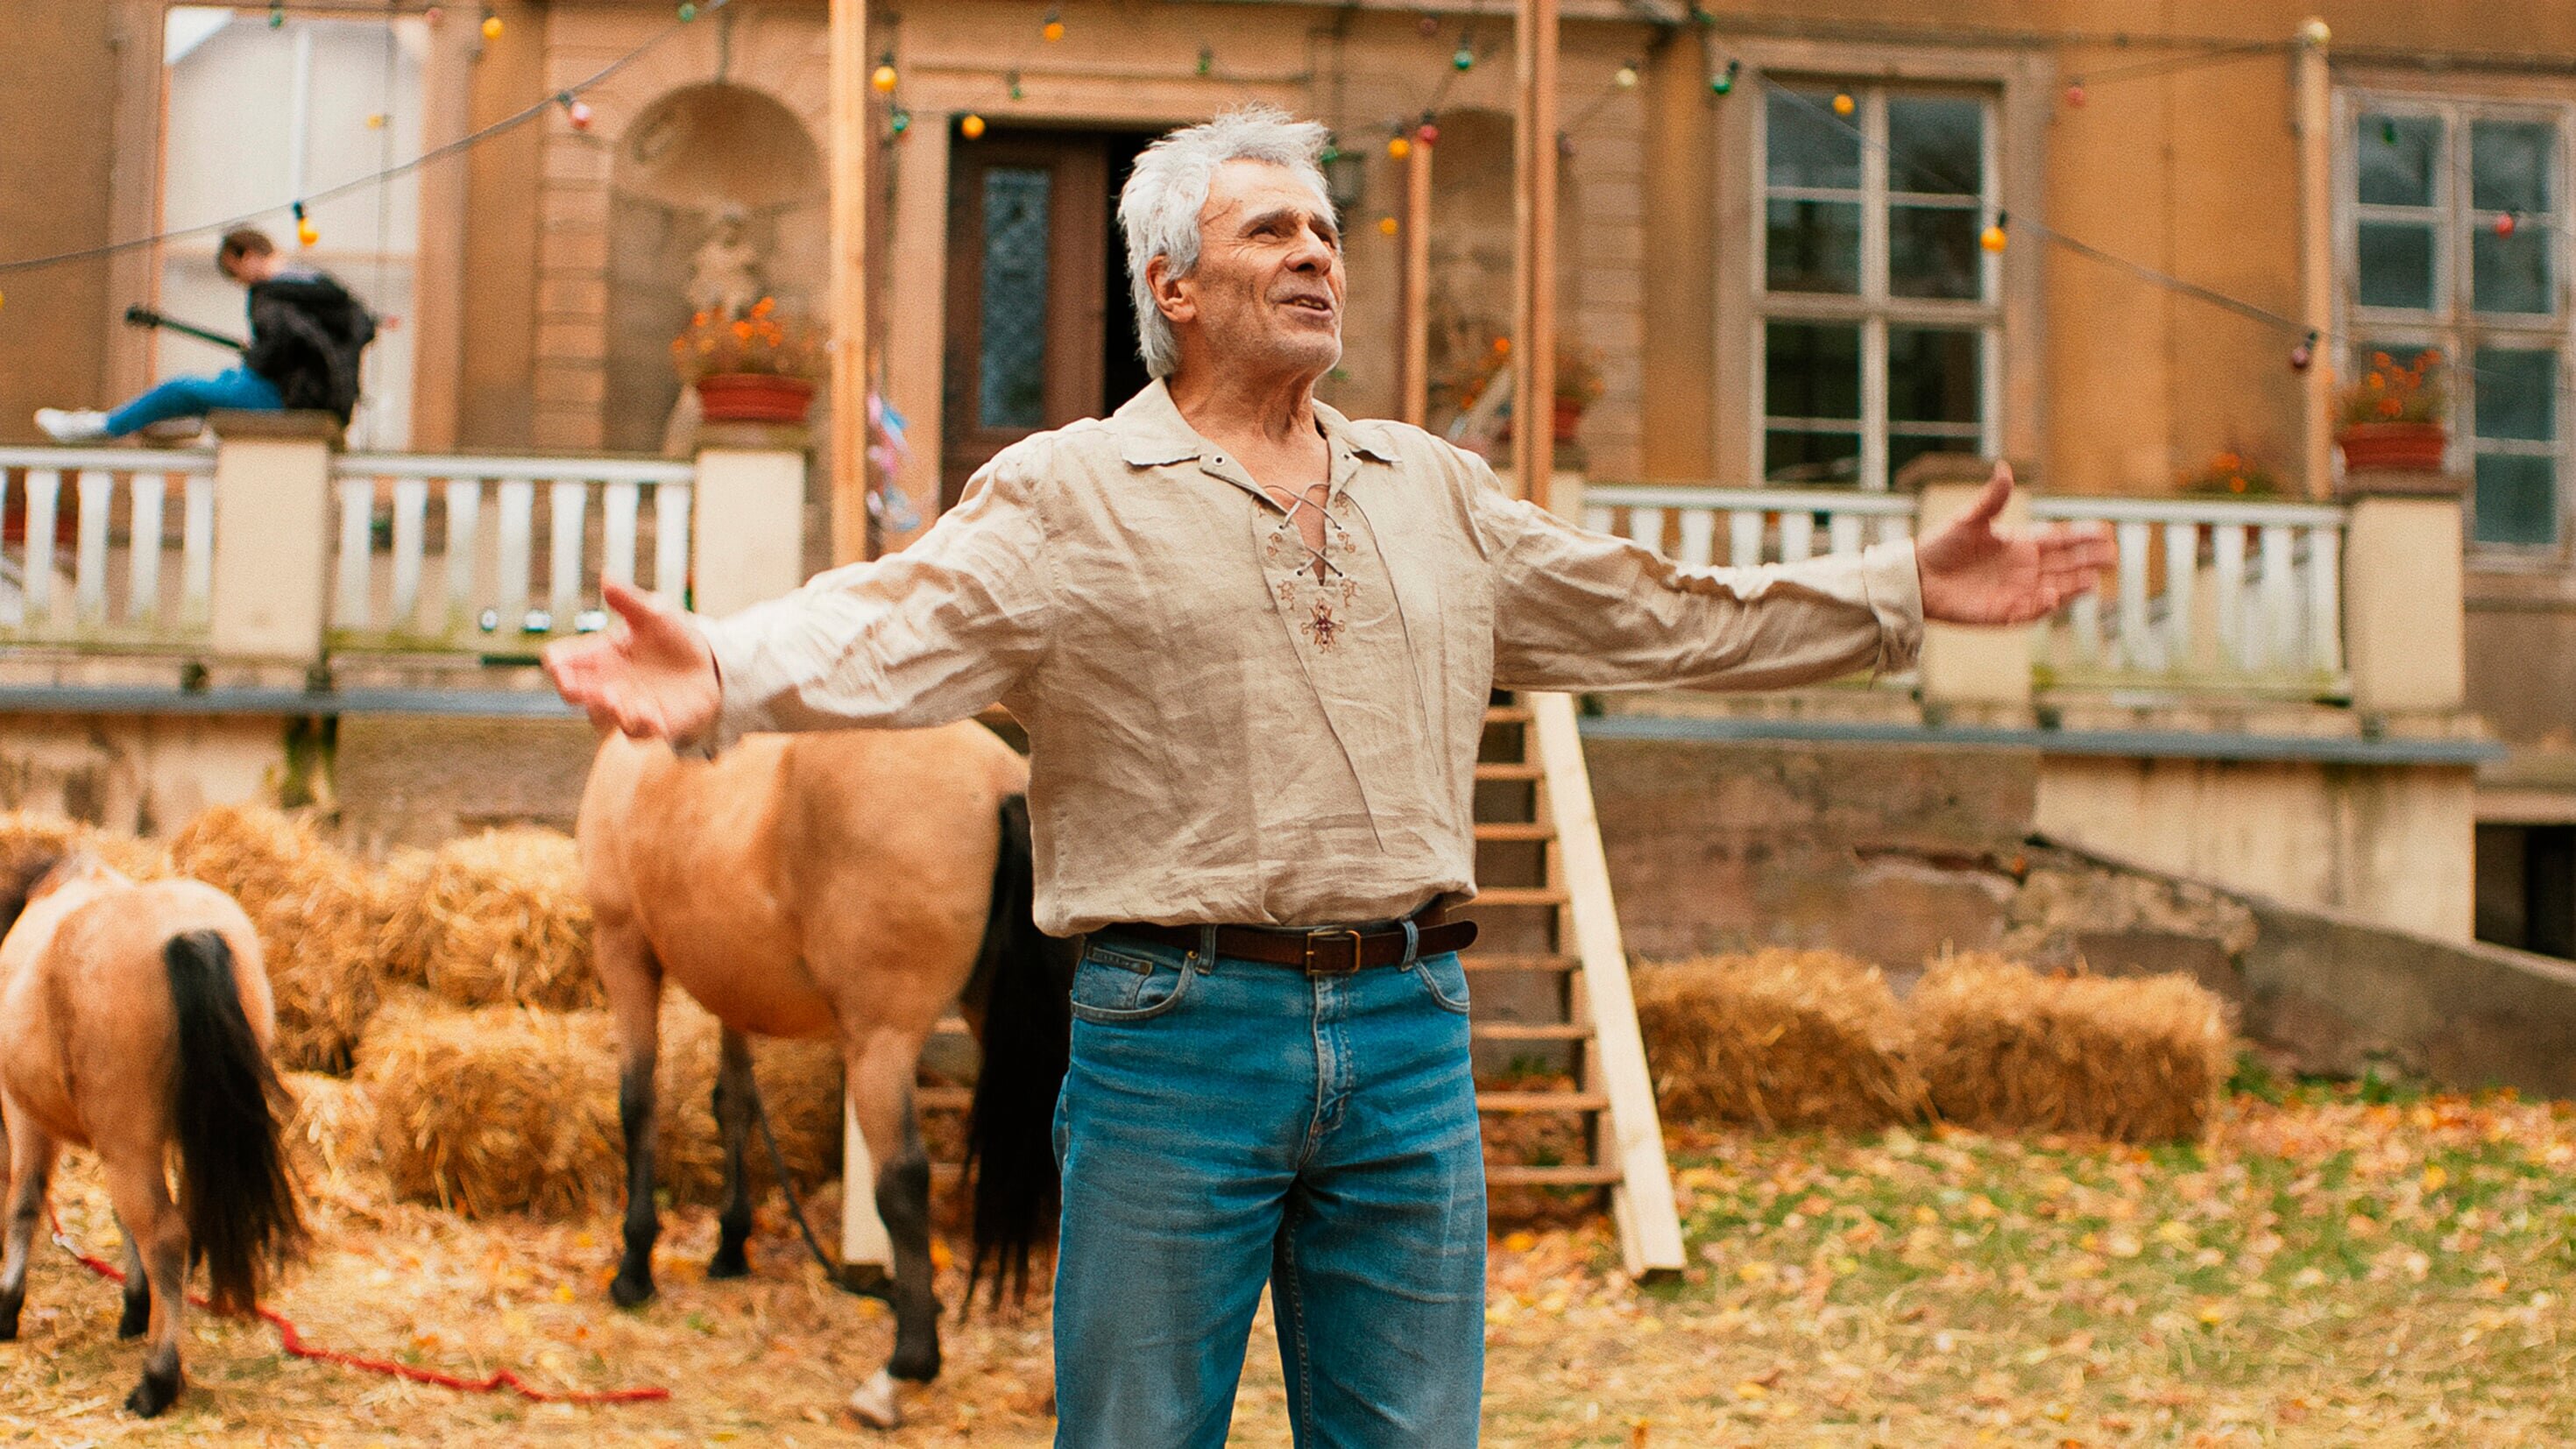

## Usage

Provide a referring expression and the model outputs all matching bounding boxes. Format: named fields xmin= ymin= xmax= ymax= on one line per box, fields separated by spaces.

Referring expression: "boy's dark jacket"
xmin=243 ymin=272 xmax=375 ymax=422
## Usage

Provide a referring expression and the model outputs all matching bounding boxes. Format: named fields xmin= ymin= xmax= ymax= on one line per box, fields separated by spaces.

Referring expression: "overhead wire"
xmin=0 ymin=0 xmax=734 ymax=277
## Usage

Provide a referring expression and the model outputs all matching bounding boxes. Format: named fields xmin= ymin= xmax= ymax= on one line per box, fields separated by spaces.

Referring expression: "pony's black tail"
xmin=164 ymin=929 xmax=306 ymax=1317
xmin=961 ymin=795 xmax=1075 ymax=1305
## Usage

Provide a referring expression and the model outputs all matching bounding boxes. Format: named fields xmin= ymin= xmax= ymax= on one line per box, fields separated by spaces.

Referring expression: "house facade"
xmin=4 ymin=0 xmax=2573 ymax=958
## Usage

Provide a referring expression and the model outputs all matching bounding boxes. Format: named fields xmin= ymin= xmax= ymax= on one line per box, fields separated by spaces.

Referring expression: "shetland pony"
xmin=0 ymin=846 xmax=304 ymax=1417
xmin=577 ymin=722 xmax=1073 ymax=1429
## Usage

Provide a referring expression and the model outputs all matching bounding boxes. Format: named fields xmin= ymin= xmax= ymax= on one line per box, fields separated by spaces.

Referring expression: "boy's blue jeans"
xmin=1052 ymin=932 xmax=1487 ymax=1448
xmin=104 ymin=367 xmax=282 ymax=435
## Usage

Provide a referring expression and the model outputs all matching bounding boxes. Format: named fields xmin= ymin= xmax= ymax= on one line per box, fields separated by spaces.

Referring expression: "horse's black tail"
xmin=961 ymin=795 xmax=1075 ymax=1306
xmin=163 ymin=929 xmax=306 ymax=1317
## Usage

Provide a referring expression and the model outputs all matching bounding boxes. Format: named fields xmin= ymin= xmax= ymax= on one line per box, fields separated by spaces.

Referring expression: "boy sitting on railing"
xmin=36 ymin=228 xmax=373 ymax=443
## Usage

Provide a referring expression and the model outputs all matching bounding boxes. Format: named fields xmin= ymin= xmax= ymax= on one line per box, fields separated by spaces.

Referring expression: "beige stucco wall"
xmin=0 ymin=1 xmax=124 ymax=442
xmin=0 ymin=714 xmax=296 ymax=834
xmin=2035 ymin=755 xmax=2477 ymax=941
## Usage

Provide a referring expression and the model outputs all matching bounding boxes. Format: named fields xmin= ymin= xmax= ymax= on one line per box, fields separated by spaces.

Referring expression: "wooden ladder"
xmin=1466 ymin=692 xmax=1685 ymax=1281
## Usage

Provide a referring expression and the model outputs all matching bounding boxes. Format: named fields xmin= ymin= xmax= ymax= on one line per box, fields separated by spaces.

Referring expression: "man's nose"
xmin=1285 ymin=228 xmax=1333 ymax=272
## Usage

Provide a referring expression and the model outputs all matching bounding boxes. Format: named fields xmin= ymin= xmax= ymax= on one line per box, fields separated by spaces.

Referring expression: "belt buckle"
xmin=1302 ymin=928 xmax=1366 ymax=976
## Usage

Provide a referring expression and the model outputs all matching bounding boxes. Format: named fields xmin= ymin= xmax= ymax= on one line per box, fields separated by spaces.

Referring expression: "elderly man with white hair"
xmin=545 ymin=107 xmax=2111 ymax=1445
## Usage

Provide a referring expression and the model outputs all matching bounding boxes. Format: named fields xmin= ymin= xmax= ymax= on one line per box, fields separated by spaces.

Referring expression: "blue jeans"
xmin=1051 ymin=933 xmax=1487 ymax=1448
xmin=104 ymin=367 xmax=282 ymax=435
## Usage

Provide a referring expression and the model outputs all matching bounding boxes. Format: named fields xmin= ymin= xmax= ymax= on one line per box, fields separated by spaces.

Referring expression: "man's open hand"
xmin=1915 ymin=463 xmax=2116 ymax=626
xmin=542 ymin=578 xmax=721 ymax=741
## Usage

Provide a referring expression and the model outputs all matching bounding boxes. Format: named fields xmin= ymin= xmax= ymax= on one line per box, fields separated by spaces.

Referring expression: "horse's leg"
xmin=0 ymin=1113 xmax=54 ymax=1341
xmin=598 ymin=918 xmax=666 ymax=1308
xmin=115 ymin=1214 xmax=150 ymax=1338
xmin=708 ymin=1026 xmax=757 ymax=1279
xmin=99 ymin=1155 xmax=188 ymax=1417
xmin=846 ymin=1028 xmax=939 ymax=1431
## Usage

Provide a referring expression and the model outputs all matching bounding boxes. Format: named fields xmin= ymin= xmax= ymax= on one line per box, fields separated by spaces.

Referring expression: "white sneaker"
xmin=35 ymin=408 xmax=110 ymax=443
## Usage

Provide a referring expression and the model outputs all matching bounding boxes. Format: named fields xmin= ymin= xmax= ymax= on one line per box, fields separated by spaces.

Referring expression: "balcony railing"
xmin=329 ymin=454 xmax=694 ymax=654
xmin=0 ymin=448 xmax=219 ymax=649
xmin=1579 ymin=483 xmax=2351 ymax=697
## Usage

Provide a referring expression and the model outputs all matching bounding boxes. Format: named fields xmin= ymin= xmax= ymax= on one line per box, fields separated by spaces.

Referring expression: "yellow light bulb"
xmin=1378 ymin=216 xmax=1399 ymax=236
xmin=297 ymin=219 xmax=321 ymax=247
xmin=1042 ymin=18 xmax=1065 ymax=41
xmin=1831 ymin=92 xmax=1855 ymax=117
xmin=1388 ymin=135 xmax=1411 ymax=160
xmin=871 ymin=64 xmax=898 ymax=93
xmin=1978 ymin=223 xmax=2007 ymax=252
xmin=480 ymin=12 xmax=502 ymax=39
xmin=961 ymin=113 xmax=986 ymax=139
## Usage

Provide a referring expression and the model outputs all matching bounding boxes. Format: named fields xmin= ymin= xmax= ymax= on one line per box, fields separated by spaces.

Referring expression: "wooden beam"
xmin=1512 ymin=0 xmax=1560 ymax=510
xmin=1399 ymin=129 xmax=1433 ymax=428
xmin=828 ymin=0 xmax=871 ymax=564
xmin=2293 ymin=18 xmax=2334 ymax=501
xmin=1527 ymin=690 xmax=1687 ymax=1281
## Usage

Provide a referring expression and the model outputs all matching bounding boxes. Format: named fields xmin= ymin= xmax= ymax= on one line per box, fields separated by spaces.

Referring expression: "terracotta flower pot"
xmin=697 ymin=372 xmax=816 ymax=426
xmin=2335 ymin=421 xmax=2446 ymax=473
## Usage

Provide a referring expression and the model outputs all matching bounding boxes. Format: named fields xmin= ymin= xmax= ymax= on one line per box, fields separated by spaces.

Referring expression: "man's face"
xmin=220 ymin=251 xmax=272 ymax=285
xmin=1163 ymin=159 xmax=1344 ymax=379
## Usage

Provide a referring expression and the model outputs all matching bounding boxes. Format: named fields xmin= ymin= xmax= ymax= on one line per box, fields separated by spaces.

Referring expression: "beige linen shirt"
xmin=698 ymin=380 xmax=1922 ymax=936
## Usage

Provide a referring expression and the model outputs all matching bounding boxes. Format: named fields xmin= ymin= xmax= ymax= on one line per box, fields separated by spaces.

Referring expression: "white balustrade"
xmin=0 ymin=448 xmax=218 ymax=645
xmin=1578 ymin=483 xmax=2349 ymax=696
xmin=328 ymin=454 xmax=695 ymax=651
xmin=2028 ymin=495 xmax=2348 ymax=691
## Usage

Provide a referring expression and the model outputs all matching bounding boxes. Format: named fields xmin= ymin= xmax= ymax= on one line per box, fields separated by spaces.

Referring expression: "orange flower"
xmin=2376 ymin=396 xmax=2403 ymax=419
xmin=2372 ymin=351 xmax=2396 ymax=370
xmin=751 ymin=296 xmax=777 ymax=318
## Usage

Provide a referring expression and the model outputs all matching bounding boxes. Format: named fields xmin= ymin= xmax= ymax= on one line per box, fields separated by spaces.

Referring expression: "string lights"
xmin=960 ymin=113 xmax=986 ymax=139
xmin=1709 ymin=59 xmax=1739 ymax=96
xmin=1042 ymin=8 xmax=1064 ymax=42
xmin=480 ymin=7 xmax=501 ymax=40
xmin=292 ymin=201 xmax=317 ymax=249
xmin=872 ymin=54 xmax=898 ymax=92
xmin=558 ymin=92 xmax=594 ymax=131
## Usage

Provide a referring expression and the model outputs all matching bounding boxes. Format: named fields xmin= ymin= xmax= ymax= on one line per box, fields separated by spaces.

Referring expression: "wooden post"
xmin=2295 ymin=18 xmax=2334 ymax=500
xmin=828 ymin=0 xmax=872 ymax=564
xmin=1512 ymin=0 xmax=1560 ymax=510
xmin=1399 ymin=130 xmax=1433 ymax=428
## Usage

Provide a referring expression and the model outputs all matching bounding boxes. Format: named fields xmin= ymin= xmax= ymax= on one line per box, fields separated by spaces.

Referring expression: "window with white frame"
xmin=2344 ymin=99 xmax=2568 ymax=550
xmin=1759 ymin=84 xmax=2000 ymax=490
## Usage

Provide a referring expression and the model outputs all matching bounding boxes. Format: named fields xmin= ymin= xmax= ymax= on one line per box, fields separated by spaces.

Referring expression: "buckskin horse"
xmin=577 ymin=721 xmax=1073 ymax=1429
xmin=0 ymin=845 xmax=306 ymax=1418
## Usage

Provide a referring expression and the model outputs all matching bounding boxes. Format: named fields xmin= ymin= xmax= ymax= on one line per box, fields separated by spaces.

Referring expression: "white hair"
xmin=1119 ymin=106 xmax=1335 ymax=378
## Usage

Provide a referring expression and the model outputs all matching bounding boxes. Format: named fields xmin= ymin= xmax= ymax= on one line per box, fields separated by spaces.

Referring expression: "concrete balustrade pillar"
xmin=691 ymin=447 xmax=809 ymax=618
xmin=207 ymin=413 xmax=336 ymax=665
xmin=2342 ymin=472 xmax=2466 ymax=714
xmin=1914 ymin=477 xmax=2033 ymax=707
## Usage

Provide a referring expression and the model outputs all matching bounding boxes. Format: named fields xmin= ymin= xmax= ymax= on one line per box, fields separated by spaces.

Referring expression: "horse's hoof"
xmin=847 ymin=1369 xmax=902 ymax=1431
xmin=125 ymin=1368 xmax=180 ymax=1418
xmin=706 ymin=1245 xmax=750 ymax=1280
xmin=609 ymin=1274 xmax=656 ymax=1310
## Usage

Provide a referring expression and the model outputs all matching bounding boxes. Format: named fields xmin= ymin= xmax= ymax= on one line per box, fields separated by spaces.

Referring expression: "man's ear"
xmin=1145 ymin=255 xmax=1195 ymax=326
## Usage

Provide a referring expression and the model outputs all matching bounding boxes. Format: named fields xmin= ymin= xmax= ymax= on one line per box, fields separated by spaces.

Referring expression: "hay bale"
xmin=359 ymin=999 xmax=623 ymax=1219
xmin=282 ymin=1071 xmax=381 ymax=1188
xmin=169 ymin=805 xmax=379 ymax=1074
xmin=1911 ymin=951 xmax=2230 ymax=1143
xmin=1634 ymin=949 xmax=1927 ymax=1132
xmin=379 ymin=829 xmax=597 ymax=1010
xmin=357 ymin=993 xmax=843 ymax=1220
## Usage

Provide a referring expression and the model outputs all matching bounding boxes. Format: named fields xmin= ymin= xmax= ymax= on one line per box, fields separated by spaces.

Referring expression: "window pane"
xmin=2472 ymin=120 xmax=2554 ymax=216
xmin=1766 ymin=89 xmax=1862 ymax=189
xmin=2475 ymin=349 xmax=2556 ymax=442
xmin=978 ymin=166 xmax=1052 ymax=429
xmin=2475 ymin=454 xmax=2557 ymax=546
xmin=2357 ymin=114 xmax=2441 ymax=207
xmin=1888 ymin=327 xmax=1981 ymax=424
xmin=1887 ymin=96 xmax=1982 ymax=195
xmin=1766 ymin=429 xmax=1862 ymax=485
xmin=1890 ymin=205 xmax=1982 ymax=300
xmin=1765 ymin=322 xmax=1861 ymax=420
xmin=1891 ymin=432 xmax=1981 ymax=482
xmin=2473 ymin=227 xmax=2553 ymax=315
xmin=2357 ymin=222 xmax=2437 ymax=309
xmin=1766 ymin=198 xmax=1862 ymax=294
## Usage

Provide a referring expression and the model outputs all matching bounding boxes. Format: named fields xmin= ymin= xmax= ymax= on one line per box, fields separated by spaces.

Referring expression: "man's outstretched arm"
xmin=543 ymin=456 xmax=1051 ymax=748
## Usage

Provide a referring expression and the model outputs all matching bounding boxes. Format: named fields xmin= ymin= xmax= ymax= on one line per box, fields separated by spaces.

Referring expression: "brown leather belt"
xmin=1095 ymin=915 xmax=1478 ymax=975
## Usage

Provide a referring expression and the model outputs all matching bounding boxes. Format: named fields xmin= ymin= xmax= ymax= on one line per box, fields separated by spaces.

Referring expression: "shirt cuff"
xmin=1859 ymin=540 xmax=1926 ymax=675
xmin=683 ymin=612 xmax=766 ymax=759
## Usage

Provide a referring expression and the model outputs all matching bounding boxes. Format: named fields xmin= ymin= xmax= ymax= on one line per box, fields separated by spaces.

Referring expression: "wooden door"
xmin=942 ymin=133 xmax=1109 ymax=508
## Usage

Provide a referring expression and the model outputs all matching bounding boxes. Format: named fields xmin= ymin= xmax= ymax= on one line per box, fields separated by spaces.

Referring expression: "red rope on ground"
xmin=47 ymin=1212 xmax=670 ymax=1405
